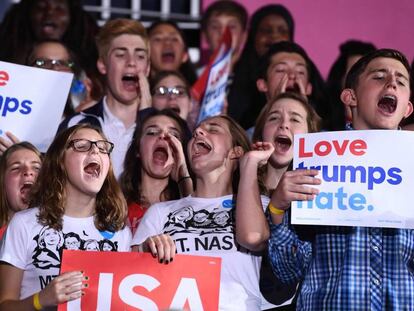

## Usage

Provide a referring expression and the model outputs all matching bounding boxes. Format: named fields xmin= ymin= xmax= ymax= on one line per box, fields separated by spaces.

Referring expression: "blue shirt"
xmin=268 ymin=200 xmax=414 ymax=310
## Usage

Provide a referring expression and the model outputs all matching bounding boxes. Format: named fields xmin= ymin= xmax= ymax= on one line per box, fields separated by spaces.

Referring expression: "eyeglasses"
xmin=67 ymin=139 xmax=114 ymax=154
xmin=32 ymin=58 xmax=75 ymax=71
xmin=153 ymin=86 xmax=188 ymax=98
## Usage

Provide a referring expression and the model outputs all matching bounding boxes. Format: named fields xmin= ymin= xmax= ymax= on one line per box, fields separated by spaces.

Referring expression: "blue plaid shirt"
xmin=268 ymin=195 xmax=414 ymax=311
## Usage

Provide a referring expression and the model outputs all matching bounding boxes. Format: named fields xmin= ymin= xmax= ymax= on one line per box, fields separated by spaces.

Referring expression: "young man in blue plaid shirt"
xmin=237 ymin=49 xmax=414 ymax=310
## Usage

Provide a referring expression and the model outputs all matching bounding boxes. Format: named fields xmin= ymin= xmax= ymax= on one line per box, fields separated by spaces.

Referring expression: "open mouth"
xmin=84 ymin=161 xmax=101 ymax=178
xmin=153 ymin=146 xmax=169 ymax=164
xmin=122 ymin=74 xmax=139 ymax=90
xmin=41 ymin=21 xmax=57 ymax=32
xmin=285 ymin=83 xmax=301 ymax=94
xmin=274 ymin=136 xmax=292 ymax=152
xmin=161 ymin=51 xmax=175 ymax=63
xmin=20 ymin=182 xmax=34 ymax=203
xmin=170 ymin=106 xmax=181 ymax=114
xmin=193 ymin=140 xmax=212 ymax=157
xmin=378 ymin=95 xmax=397 ymax=114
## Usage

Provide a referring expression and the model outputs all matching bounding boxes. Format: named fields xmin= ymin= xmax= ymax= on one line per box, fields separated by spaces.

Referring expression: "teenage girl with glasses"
xmin=0 ymin=124 xmax=131 ymax=310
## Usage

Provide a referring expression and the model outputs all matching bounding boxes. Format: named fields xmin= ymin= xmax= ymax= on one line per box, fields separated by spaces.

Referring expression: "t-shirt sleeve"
xmin=131 ymin=203 xmax=163 ymax=246
xmin=260 ymin=195 xmax=270 ymax=212
xmin=0 ymin=213 xmax=31 ymax=270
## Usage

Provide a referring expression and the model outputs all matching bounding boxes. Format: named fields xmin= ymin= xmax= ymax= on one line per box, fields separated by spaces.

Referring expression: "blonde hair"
xmin=32 ymin=124 xmax=127 ymax=231
xmin=96 ymin=18 xmax=149 ymax=60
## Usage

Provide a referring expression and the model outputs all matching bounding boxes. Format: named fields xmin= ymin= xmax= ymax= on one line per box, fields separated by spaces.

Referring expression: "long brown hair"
xmin=120 ymin=109 xmax=190 ymax=206
xmin=0 ymin=142 xmax=42 ymax=227
xmin=252 ymin=92 xmax=321 ymax=195
xmin=196 ymin=115 xmax=255 ymax=193
xmin=32 ymin=124 xmax=127 ymax=231
xmin=253 ymin=92 xmax=321 ymax=143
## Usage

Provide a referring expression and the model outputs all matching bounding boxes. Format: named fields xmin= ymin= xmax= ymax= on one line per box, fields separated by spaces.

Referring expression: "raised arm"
xmin=236 ymin=142 xmax=273 ymax=252
xmin=166 ymin=133 xmax=193 ymax=197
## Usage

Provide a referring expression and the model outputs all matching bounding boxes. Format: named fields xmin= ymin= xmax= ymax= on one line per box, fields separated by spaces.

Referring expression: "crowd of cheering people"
xmin=0 ymin=0 xmax=413 ymax=310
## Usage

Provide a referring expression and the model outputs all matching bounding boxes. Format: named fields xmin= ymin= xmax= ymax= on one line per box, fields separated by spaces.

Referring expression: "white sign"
xmin=195 ymin=28 xmax=232 ymax=123
xmin=0 ymin=61 xmax=73 ymax=152
xmin=292 ymin=130 xmax=414 ymax=229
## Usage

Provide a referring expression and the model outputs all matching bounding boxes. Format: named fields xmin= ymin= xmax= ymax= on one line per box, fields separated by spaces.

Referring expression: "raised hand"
xmin=271 ymin=169 xmax=321 ymax=211
xmin=271 ymin=73 xmax=289 ymax=98
xmin=240 ymin=141 xmax=275 ymax=169
xmin=165 ymin=133 xmax=190 ymax=183
xmin=138 ymin=71 xmax=152 ymax=110
xmin=0 ymin=131 xmax=20 ymax=155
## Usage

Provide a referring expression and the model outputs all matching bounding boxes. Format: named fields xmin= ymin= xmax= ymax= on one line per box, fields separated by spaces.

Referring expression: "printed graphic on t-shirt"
xmin=31 ymin=226 xmax=118 ymax=289
xmin=162 ymin=205 xmax=239 ymax=253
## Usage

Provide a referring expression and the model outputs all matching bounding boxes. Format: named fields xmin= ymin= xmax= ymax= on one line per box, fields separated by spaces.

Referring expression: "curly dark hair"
xmin=0 ymin=0 xmax=103 ymax=100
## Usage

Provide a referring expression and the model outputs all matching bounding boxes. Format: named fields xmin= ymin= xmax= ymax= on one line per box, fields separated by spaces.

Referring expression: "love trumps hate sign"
xmin=292 ymin=130 xmax=414 ymax=229
xmin=58 ymin=250 xmax=221 ymax=311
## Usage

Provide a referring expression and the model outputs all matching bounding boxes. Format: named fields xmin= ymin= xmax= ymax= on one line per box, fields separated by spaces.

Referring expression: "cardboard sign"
xmin=192 ymin=27 xmax=232 ymax=123
xmin=58 ymin=250 xmax=221 ymax=311
xmin=0 ymin=61 xmax=73 ymax=152
xmin=292 ymin=130 xmax=414 ymax=229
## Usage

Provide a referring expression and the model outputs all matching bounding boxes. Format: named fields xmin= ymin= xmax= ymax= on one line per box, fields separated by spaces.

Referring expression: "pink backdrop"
xmin=202 ymin=0 xmax=414 ymax=78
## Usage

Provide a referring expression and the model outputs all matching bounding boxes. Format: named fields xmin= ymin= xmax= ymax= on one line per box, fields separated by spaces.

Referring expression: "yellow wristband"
xmin=268 ymin=202 xmax=285 ymax=215
xmin=33 ymin=292 xmax=42 ymax=310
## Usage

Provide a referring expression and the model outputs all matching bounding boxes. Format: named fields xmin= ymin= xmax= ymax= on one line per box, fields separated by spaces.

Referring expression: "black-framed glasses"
xmin=68 ymin=139 xmax=114 ymax=154
xmin=153 ymin=86 xmax=188 ymax=97
xmin=32 ymin=58 xmax=75 ymax=71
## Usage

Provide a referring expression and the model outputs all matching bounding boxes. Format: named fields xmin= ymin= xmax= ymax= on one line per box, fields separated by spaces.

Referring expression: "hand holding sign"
xmin=0 ymin=131 xmax=19 ymax=155
xmin=38 ymin=271 xmax=85 ymax=308
xmin=272 ymin=169 xmax=321 ymax=212
xmin=138 ymin=233 xmax=177 ymax=264
xmin=0 ymin=61 xmax=73 ymax=152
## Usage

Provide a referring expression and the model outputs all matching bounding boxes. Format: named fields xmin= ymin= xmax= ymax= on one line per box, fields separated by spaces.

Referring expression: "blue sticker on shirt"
xmin=99 ymin=230 xmax=115 ymax=239
xmin=222 ymin=199 xmax=235 ymax=208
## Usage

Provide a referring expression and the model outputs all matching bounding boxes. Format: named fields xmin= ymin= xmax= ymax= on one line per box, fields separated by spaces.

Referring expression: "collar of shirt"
xmin=102 ymin=96 xmax=137 ymax=131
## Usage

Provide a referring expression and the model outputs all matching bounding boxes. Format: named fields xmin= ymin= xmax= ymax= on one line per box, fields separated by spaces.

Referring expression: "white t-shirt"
xmin=0 ymin=207 xmax=132 ymax=299
xmin=132 ymin=195 xmax=269 ymax=311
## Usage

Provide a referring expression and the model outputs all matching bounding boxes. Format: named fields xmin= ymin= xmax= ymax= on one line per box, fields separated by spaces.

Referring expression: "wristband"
xmin=33 ymin=292 xmax=42 ymax=310
xmin=268 ymin=202 xmax=285 ymax=215
xmin=178 ymin=176 xmax=191 ymax=184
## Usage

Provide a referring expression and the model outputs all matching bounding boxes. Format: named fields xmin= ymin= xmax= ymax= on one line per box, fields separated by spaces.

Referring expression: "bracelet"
xmin=33 ymin=292 xmax=42 ymax=310
xmin=178 ymin=176 xmax=191 ymax=184
xmin=268 ymin=202 xmax=285 ymax=215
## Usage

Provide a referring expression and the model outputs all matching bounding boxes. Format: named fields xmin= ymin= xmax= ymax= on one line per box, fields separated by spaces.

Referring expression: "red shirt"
xmin=0 ymin=225 xmax=7 ymax=241
xmin=127 ymin=202 xmax=148 ymax=236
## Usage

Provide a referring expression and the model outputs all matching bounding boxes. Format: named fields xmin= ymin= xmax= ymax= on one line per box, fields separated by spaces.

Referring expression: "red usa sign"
xmin=58 ymin=250 xmax=221 ymax=311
